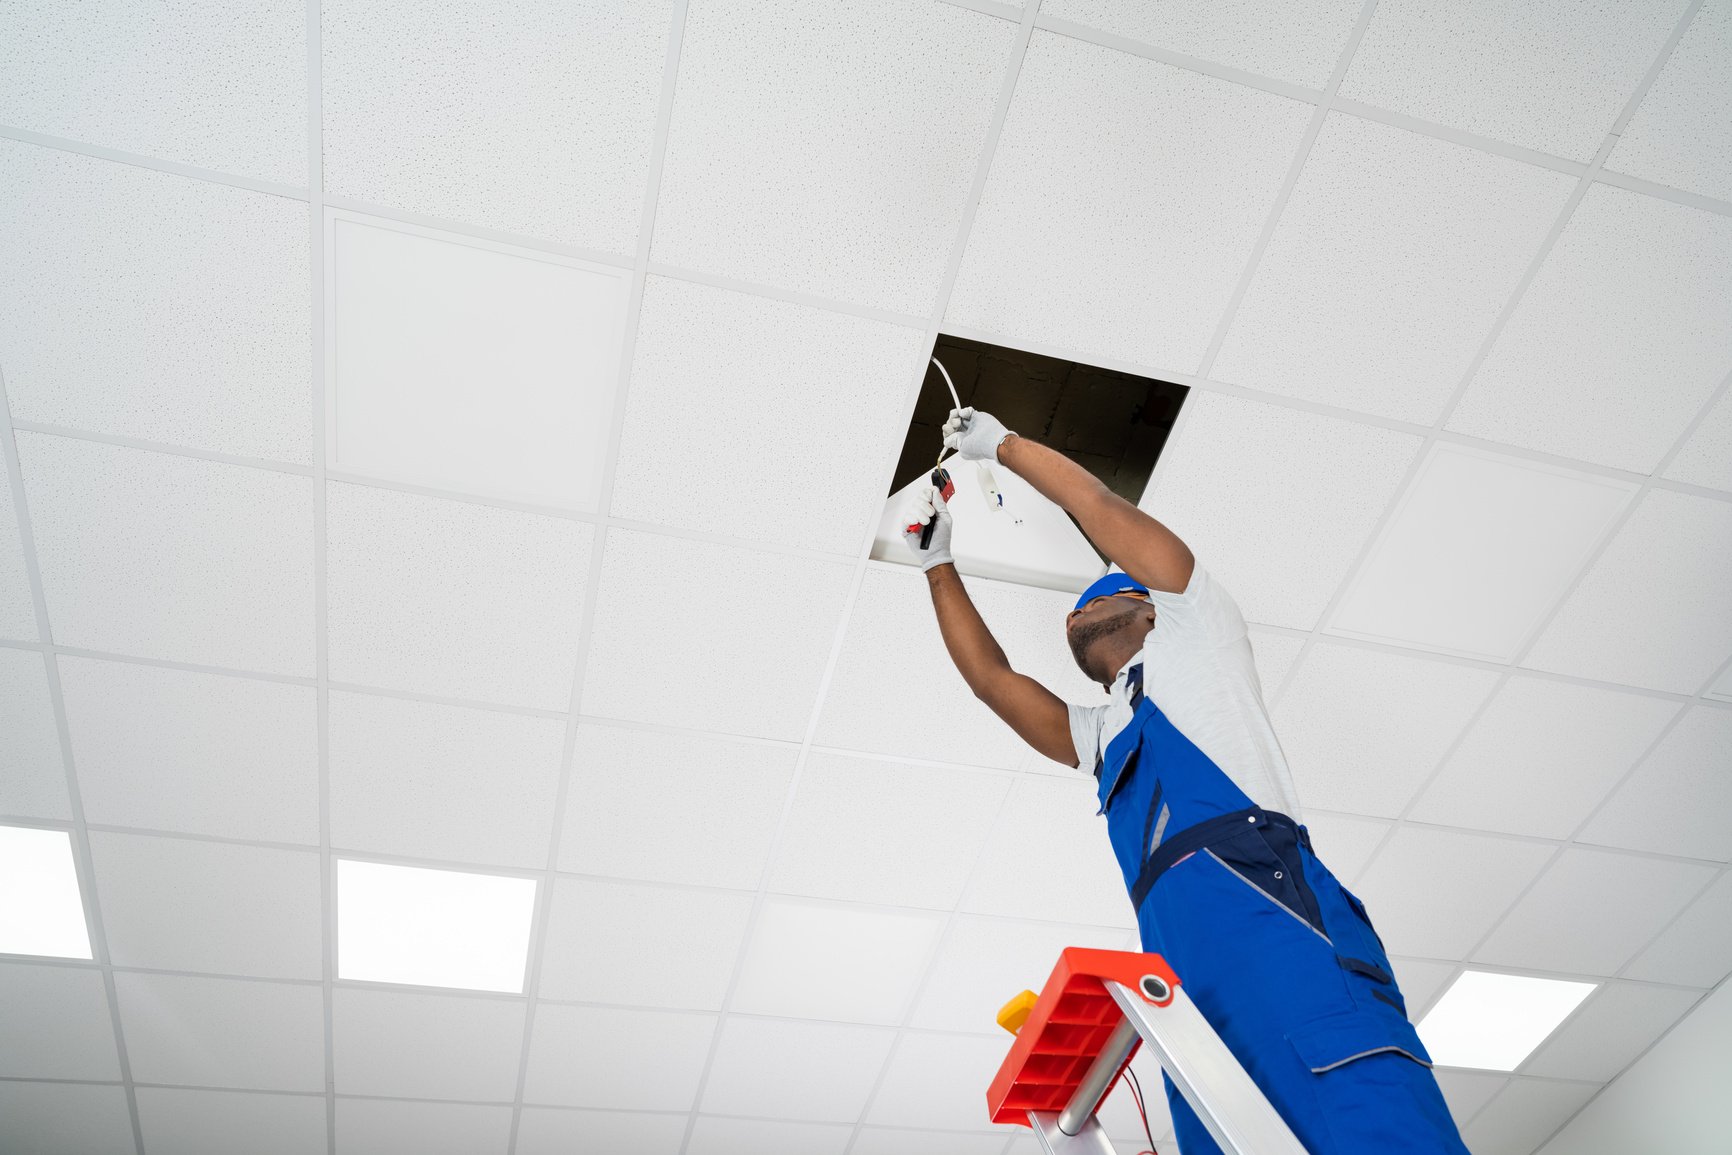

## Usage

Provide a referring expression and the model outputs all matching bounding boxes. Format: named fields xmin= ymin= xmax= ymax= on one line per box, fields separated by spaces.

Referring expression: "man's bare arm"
xmin=925 ymin=563 xmax=1077 ymax=766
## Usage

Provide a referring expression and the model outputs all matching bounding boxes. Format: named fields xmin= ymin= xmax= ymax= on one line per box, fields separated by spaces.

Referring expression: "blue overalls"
xmin=1096 ymin=662 xmax=1469 ymax=1155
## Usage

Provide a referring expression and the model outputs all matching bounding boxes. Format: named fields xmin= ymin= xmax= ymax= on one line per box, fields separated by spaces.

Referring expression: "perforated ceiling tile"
xmin=0 ymin=1082 xmax=136 ymax=1155
xmin=769 ymin=753 xmax=1009 ymax=910
xmin=1141 ymin=393 xmax=1422 ymax=629
xmin=1409 ymin=677 xmax=1678 ymax=841
xmin=331 ymin=988 xmax=524 ymax=1101
xmin=1448 ymin=186 xmax=1732 ymax=474
xmin=732 ymin=898 xmax=943 ymax=1026
xmin=948 ymin=31 xmax=1310 ymax=375
xmin=1214 ymin=115 xmax=1572 ymax=424
xmin=1300 ymin=813 xmax=1391 ymax=886
xmin=1523 ymin=982 xmax=1700 ymax=1083
xmin=1607 ymin=0 xmax=1732 ymax=201
xmin=536 ymin=877 xmax=752 ymax=1009
xmin=88 ymin=832 xmax=321 ymax=979
xmin=687 ymin=1117 xmax=853 ymax=1155
xmin=699 ymin=1017 xmax=897 ymax=1123
xmin=0 ymin=964 xmax=120 ymax=1081
xmin=1623 ymin=870 xmax=1732 ymax=988
xmin=653 ymin=0 xmax=1012 ymax=316
xmin=1523 ymin=489 xmax=1732 ymax=694
xmin=1246 ymin=627 xmax=1305 ymax=695
xmin=853 ymin=1129 xmax=1009 ymax=1155
xmin=321 ymin=0 xmax=668 ymax=252
xmin=1475 ymin=849 xmax=1717 ymax=976
xmin=1461 ymin=1078 xmax=1598 ymax=1155
xmin=1353 ymin=827 xmax=1555 ymax=959
xmin=135 ymin=1087 xmax=327 ymax=1155
xmin=0 ymin=452 xmax=42 ymax=642
xmin=1338 ymin=0 xmax=1686 ymax=160
xmin=1389 ymin=957 xmax=1460 ymax=1019
xmin=558 ymin=722 xmax=795 ymax=889
xmin=1431 ymin=1070 xmax=1507 ymax=1126
xmin=868 ymin=1032 xmax=1021 ymax=1134
xmin=335 ymin=1097 xmax=512 ymax=1155
xmin=1663 ymin=384 xmax=1732 ymax=493
xmin=611 ymin=276 xmax=924 ymax=553
xmin=909 ymin=915 xmax=1127 ymax=1035
xmin=516 ymin=1109 xmax=690 ymax=1155
xmin=59 ymin=657 xmax=318 ymax=844
xmin=1273 ymin=642 xmax=1500 ymax=818
xmin=523 ymin=1004 xmax=715 ymax=1112
xmin=581 ymin=529 xmax=852 ymax=740
xmin=327 ymin=690 xmax=564 ymax=868
xmin=0 ymin=143 xmax=310 ymax=462
xmin=1579 ymin=708 xmax=1732 ymax=862
xmin=961 ymin=775 xmax=1137 ymax=929
xmin=16 ymin=434 xmax=315 ymax=674
xmin=113 ymin=972 xmax=324 ymax=1093
xmin=325 ymin=482 xmax=591 ymax=710
xmin=0 ymin=648 xmax=70 ymax=820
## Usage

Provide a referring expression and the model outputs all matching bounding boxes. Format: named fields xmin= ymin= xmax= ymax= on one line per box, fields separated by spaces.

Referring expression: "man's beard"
xmin=1067 ymin=601 xmax=1142 ymax=681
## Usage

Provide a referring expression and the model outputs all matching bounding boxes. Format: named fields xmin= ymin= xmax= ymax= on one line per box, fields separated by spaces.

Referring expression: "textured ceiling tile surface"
xmin=1214 ymin=114 xmax=1573 ymax=424
xmin=1607 ymin=0 xmax=1732 ymax=201
xmin=325 ymin=481 xmax=592 ymax=710
xmin=0 ymin=963 xmax=120 ymax=1081
xmin=961 ymin=775 xmax=1137 ymax=928
xmin=1141 ymin=393 xmax=1422 ymax=629
xmin=1461 ymin=1078 xmax=1599 ymax=1155
xmin=0 ymin=464 xmax=35 ymax=641
xmin=611 ymin=276 xmax=924 ymax=553
xmin=1430 ymin=1070 xmax=1507 ymax=1127
xmin=909 ymin=916 xmax=1127 ymax=1035
xmin=321 ymin=0 xmax=670 ymax=252
xmin=1300 ymin=813 xmax=1391 ymax=886
xmin=1578 ymin=708 xmax=1732 ymax=861
xmin=328 ymin=689 xmax=565 ymax=868
xmin=15 ymin=433 xmax=316 ymax=675
xmin=1448 ymin=186 xmax=1732 ymax=473
xmin=331 ymin=988 xmax=525 ymax=1101
xmin=1247 ymin=628 xmax=1306 ymax=697
xmin=60 ymin=657 xmax=319 ymax=843
xmin=1388 ymin=957 xmax=1459 ymax=1019
xmin=1353 ymin=827 xmax=1555 ymax=959
xmin=866 ymin=1032 xmax=1022 ymax=1133
xmin=1522 ymin=981 xmax=1702 ymax=1083
xmin=730 ymin=897 xmax=944 ymax=1025
xmin=516 ymin=1108 xmax=691 ymax=1155
xmin=686 ymin=1117 xmax=853 ymax=1155
xmin=948 ymin=30 xmax=1311 ymax=375
xmin=852 ymin=1129 xmax=1009 ymax=1155
xmin=113 ymin=972 xmax=324 ymax=1092
xmin=1662 ymin=382 xmax=1732 ymax=492
xmin=523 ymin=1003 xmax=715 ymax=1112
xmin=0 ymin=1082 xmax=137 ymax=1155
xmin=652 ymin=0 xmax=1014 ymax=315
xmin=1339 ymin=0 xmax=1687 ymax=160
xmin=0 ymin=142 xmax=310 ymax=462
xmin=699 ymin=1017 xmax=897 ymax=1123
xmin=1623 ymin=870 xmax=1732 ymax=988
xmin=135 ymin=1087 xmax=327 ymax=1155
xmin=334 ymin=1097 xmax=512 ymax=1155
xmin=0 ymin=647 xmax=70 ymax=820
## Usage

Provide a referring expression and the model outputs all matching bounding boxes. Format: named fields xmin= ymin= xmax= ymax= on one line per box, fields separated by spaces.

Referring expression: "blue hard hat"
xmin=1073 ymin=571 xmax=1150 ymax=612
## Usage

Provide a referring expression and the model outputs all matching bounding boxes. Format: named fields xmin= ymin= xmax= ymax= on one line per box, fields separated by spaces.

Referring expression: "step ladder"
xmin=987 ymin=948 xmax=1309 ymax=1155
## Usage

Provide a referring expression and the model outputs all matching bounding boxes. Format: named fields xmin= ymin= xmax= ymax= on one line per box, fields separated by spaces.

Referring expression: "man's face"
xmin=1065 ymin=592 xmax=1153 ymax=683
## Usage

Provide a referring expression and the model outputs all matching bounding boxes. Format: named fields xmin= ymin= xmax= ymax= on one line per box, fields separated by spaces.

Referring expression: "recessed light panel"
xmin=1417 ymin=970 xmax=1595 ymax=1071
xmin=336 ymin=859 xmax=537 ymax=993
xmin=0 ymin=825 xmax=93 ymax=959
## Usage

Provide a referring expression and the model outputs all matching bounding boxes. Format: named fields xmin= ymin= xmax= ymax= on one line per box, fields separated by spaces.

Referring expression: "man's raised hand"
xmin=902 ymin=482 xmax=954 ymax=572
xmin=942 ymin=407 xmax=1014 ymax=462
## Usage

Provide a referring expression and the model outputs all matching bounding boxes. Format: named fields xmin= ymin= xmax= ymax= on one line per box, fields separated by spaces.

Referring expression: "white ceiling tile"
xmin=325 ymin=481 xmax=591 ymax=710
xmin=910 ymin=916 xmax=1126 ymax=1035
xmin=1623 ymin=869 xmax=1732 ymax=988
xmin=1273 ymin=642 xmax=1500 ymax=818
xmin=0 ymin=648 xmax=70 ymax=820
xmin=328 ymin=690 xmax=564 ymax=868
xmin=89 ymin=832 xmax=322 ymax=979
xmin=523 ymin=1003 xmax=714 ymax=1111
xmin=700 ymin=1016 xmax=897 ymax=1123
xmin=0 ymin=142 xmax=310 ymax=462
xmin=322 ymin=0 xmax=669 ymax=253
xmin=327 ymin=214 xmax=628 ymax=509
xmin=0 ymin=963 xmax=119 ymax=1080
xmin=1039 ymin=0 xmax=1361 ymax=88
xmin=770 ymin=754 xmax=1010 ymax=910
xmin=331 ymin=987 xmax=524 ymax=1101
xmin=1389 ymin=957 xmax=1461 ymax=1019
xmin=1142 ymin=393 xmax=1422 ymax=629
xmin=136 ymin=1087 xmax=327 ymax=1155
xmin=1607 ymin=0 xmax=1732 ymax=201
xmin=516 ymin=1108 xmax=689 ymax=1155
xmin=1475 ymin=848 xmax=1718 ymax=975
xmin=1247 ymin=628 xmax=1306 ymax=697
xmin=1448 ymin=186 xmax=1732 ymax=473
xmin=61 ymin=657 xmax=318 ymax=843
xmin=948 ymin=31 xmax=1311 ymax=375
xmin=961 ymin=775 xmax=1136 ymax=929
xmin=1432 ymin=1070 xmax=1508 ymax=1128
xmin=558 ymin=722 xmax=795 ymax=889
xmin=1354 ymin=827 xmax=1555 ymax=959
xmin=653 ymin=0 xmax=1014 ymax=316
xmin=612 ymin=276 xmax=924 ymax=553
xmin=1329 ymin=446 xmax=1636 ymax=661
xmin=1300 ymin=813 xmax=1391 ymax=886
xmin=1339 ymin=0 xmax=1687 ymax=160
xmin=335 ymin=1098 xmax=511 ymax=1155
xmin=867 ymin=1032 xmax=1017 ymax=1133
xmin=114 ymin=972 xmax=324 ymax=1092
xmin=1462 ymin=1077 xmax=1598 ymax=1155
xmin=1663 ymin=383 xmax=1732 ymax=493
xmin=16 ymin=434 xmax=315 ymax=675
xmin=0 ymin=1082 xmax=136 ymax=1155
xmin=687 ymin=1117 xmax=854 ymax=1155
xmin=1216 ymin=115 xmax=1573 ymax=424
xmin=1409 ymin=676 xmax=1679 ymax=840
xmin=580 ymin=529 xmax=852 ymax=740
xmin=853 ymin=1129 xmax=1013 ymax=1155
xmin=0 ymin=466 xmax=35 ymax=641
xmin=732 ymin=898 xmax=944 ymax=1025
xmin=0 ymin=0 xmax=303 ymax=184
xmin=1523 ymin=489 xmax=1732 ymax=694
xmin=536 ymin=877 xmax=752 ymax=1009
xmin=1524 ymin=982 xmax=1700 ymax=1083
xmin=1579 ymin=708 xmax=1732 ymax=861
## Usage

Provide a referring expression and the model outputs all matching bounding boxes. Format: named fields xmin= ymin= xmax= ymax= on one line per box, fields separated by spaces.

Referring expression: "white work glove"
xmin=902 ymin=482 xmax=954 ymax=572
xmin=942 ymin=407 xmax=1015 ymax=462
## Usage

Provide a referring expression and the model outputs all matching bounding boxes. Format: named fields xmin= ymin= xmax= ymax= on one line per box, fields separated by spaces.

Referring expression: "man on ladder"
xmin=904 ymin=407 xmax=1469 ymax=1155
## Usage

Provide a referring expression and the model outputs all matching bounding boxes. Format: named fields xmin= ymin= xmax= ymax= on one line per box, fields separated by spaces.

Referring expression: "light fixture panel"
xmin=0 ymin=825 xmax=93 ymax=959
xmin=336 ymin=859 xmax=537 ymax=994
xmin=1417 ymin=969 xmax=1596 ymax=1071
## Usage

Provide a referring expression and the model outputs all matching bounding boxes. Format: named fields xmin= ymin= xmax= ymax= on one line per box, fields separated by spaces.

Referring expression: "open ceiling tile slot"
xmin=872 ymin=335 xmax=1189 ymax=592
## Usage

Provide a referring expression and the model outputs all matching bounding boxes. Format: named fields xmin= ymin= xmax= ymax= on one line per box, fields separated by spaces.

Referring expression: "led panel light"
xmin=1417 ymin=969 xmax=1596 ymax=1071
xmin=336 ymin=859 xmax=537 ymax=994
xmin=0 ymin=825 xmax=93 ymax=959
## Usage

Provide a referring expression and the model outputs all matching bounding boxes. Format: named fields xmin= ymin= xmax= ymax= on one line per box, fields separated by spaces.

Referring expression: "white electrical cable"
xmin=930 ymin=355 xmax=1017 ymax=521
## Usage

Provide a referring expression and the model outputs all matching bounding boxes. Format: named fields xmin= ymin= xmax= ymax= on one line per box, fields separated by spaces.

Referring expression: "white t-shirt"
xmin=1066 ymin=565 xmax=1304 ymax=822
